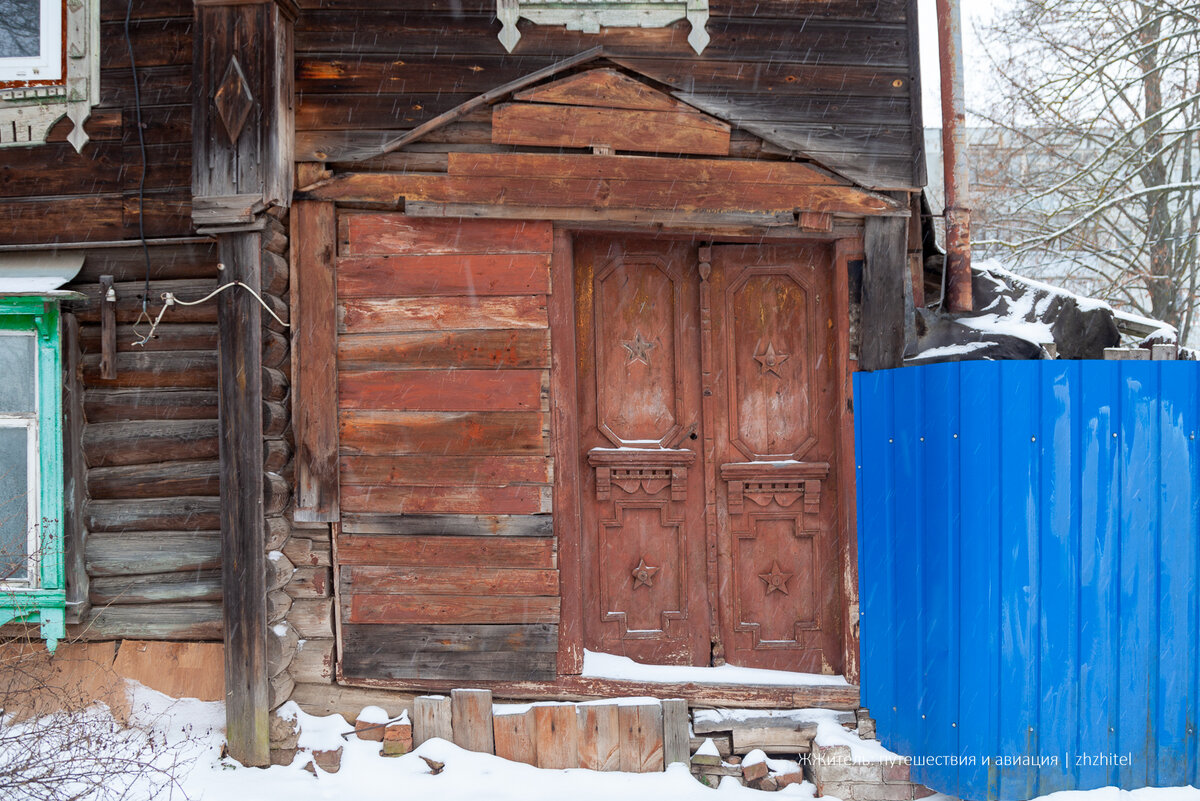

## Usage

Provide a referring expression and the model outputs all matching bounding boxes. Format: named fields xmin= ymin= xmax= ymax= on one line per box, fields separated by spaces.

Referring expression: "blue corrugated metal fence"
xmin=854 ymin=360 xmax=1200 ymax=801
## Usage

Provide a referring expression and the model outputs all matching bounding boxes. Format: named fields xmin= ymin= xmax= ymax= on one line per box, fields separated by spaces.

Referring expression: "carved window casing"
xmin=496 ymin=0 xmax=710 ymax=54
xmin=0 ymin=0 xmax=100 ymax=151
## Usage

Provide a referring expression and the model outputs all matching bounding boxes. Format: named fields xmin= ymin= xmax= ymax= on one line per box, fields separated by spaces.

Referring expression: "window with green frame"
xmin=0 ymin=296 xmax=65 ymax=651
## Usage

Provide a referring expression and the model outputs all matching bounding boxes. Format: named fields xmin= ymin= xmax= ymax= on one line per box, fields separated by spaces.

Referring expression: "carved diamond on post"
xmin=631 ymin=557 xmax=660 ymax=589
xmin=758 ymin=561 xmax=792 ymax=595
xmin=622 ymin=331 xmax=656 ymax=367
xmin=214 ymin=56 xmax=255 ymax=145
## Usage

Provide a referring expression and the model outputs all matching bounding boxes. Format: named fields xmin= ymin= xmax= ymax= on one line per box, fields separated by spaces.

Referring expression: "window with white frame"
xmin=0 ymin=0 xmax=64 ymax=83
xmin=0 ymin=328 xmax=42 ymax=584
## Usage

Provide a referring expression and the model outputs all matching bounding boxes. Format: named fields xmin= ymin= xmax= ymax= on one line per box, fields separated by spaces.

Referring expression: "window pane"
xmin=0 ymin=426 xmax=29 ymax=581
xmin=0 ymin=0 xmax=40 ymax=59
xmin=0 ymin=334 xmax=35 ymax=414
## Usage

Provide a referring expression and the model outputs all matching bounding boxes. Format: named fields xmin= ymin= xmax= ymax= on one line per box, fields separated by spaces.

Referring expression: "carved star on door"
xmin=758 ymin=560 xmax=793 ymax=595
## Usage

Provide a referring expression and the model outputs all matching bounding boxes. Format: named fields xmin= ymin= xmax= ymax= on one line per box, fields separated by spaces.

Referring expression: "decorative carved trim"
xmin=589 ymin=447 xmax=694 ymax=501
xmin=0 ymin=0 xmax=99 ymax=152
xmin=497 ymin=0 xmax=709 ymax=54
xmin=721 ymin=461 xmax=829 ymax=521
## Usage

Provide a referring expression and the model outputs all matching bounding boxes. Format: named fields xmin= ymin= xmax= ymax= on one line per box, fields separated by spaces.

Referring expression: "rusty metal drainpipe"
xmin=936 ymin=0 xmax=973 ymax=312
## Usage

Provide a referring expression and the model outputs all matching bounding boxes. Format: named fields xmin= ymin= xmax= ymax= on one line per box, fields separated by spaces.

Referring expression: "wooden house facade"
xmin=0 ymin=0 xmax=924 ymax=766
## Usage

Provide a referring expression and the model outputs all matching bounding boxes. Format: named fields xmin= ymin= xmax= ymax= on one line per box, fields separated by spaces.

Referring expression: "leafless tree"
xmin=973 ymin=0 xmax=1200 ymax=342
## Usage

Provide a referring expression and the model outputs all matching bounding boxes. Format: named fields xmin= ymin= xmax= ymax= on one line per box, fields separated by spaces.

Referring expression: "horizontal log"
xmin=297 ymin=91 xmax=470 ymax=130
xmin=289 ymin=598 xmax=335 ymax=639
xmin=445 ymin=152 xmax=841 ymax=186
xmin=341 ymin=565 xmax=559 ymax=597
xmin=336 ymin=252 xmax=550 ymax=298
xmin=0 ymin=143 xmax=123 ymax=198
xmin=84 ymin=388 xmax=219 ymax=422
xmin=261 ymin=249 xmax=289 ymax=297
xmin=348 ymin=593 xmax=560 ymax=624
xmin=337 ymin=330 xmax=550 ymax=370
xmin=282 ymin=536 xmax=332 ymax=567
xmin=339 ymin=410 xmax=548 ymax=455
xmin=285 ymin=566 xmax=331 ymax=599
xmin=340 ymin=455 xmax=552 ymax=486
xmin=614 ymin=57 xmax=910 ymax=96
xmin=340 ymin=513 xmax=553 ymax=537
xmin=301 ymin=173 xmax=904 ymax=217
xmin=81 ymin=350 xmax=217 ymax=388
xmin=492 ymin=102 xmax=730 ymax=156
xmin=83 ymin=419 xmax=219 ymax=467
xmin=87 ymin=460 xmax=220 ymax=500
xmin=338 ymin=534 xmax=555 ymax=568
xmin=267 ymin=621 xmax=299 ymax=678
xmin=339 ymin=296 xmax=548 ymax=334
xmin=341 ymin=484 xmax=551 ymax=515
xmin=339 ymin=369 xmax=547 ymax=412
xmin=76 ymin=243 xmax=217 ymax=285
xmin=288 ymin=682 xmax=416 ymax=720
xmin=0 ymin=194 xmax=124 ymax=245
xmin=75 ymin=602 xmax=223 ymax=640
xmin=339 ymin=214 xmax=552 ymax=256
xmin=264 ymin=439 xmax=293 ymax=474
xmin=296 ymin=53 xmax=558 ymax=95
xmin=69 ymin=278 xmax=218 ymax=323
xmin=86 ymin=531 xmax=221 ymax=576
xmin=85 ymin=497 xmax=221 ymax=532
xmin=90 ymin=569 xmax=223 ymax=605
xmin=289 ymin=638 xmax=335 ymax=684
xmin=342 ymin=644 xmax=556 ymax=682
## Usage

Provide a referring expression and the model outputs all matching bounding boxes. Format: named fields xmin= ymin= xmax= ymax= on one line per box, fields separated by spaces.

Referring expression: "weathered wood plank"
xmin=341 ymin=484 xmax=551 ymax=515
xmin=340 ymin=455 xmax=552 ymax=487
xmin=84 ymin=388 xmax=219 ymax=422
xmin=338 ymin=534 xmax=555 ymax=568
xmin=339 ymin=369 xmax=546 ymax=412
xmin=82 ymin=420 xmax=219 ymax=467
xmin=414 ymin=695 xmax=453 ymax=746
xmin=514 ymin=68 xmax=689 ymax=112
xmin=492 ymin=102 xmax=729 ymax=155
xmin=861 ymin=215 xmax=909 ymax=370
xmin=340 ymin=513 xmax=554 ymax=537
xmin=341 ymin=566 xmax=559 ymax=597
xmin=90 ymin=570 xmax=223 ymax=605
xmin=302 ymin=173 xmax=903 ymax=217
xmin=337 ymin=253 xmax=550 ymax=298
xmin=339 ymin=410 xmax=548 ymax=456
xmin=494 ymin=710 xmax=537 ymax=765
xmin=341 ymin=622 xmax=556 ymax=651
xmin=70 ymin=278 xmax=218 ymax=323
xmin=340 ymin=214 xmax=552 ymax=256
xmin=619 ymin=704 xmax=665 ymax=773
xmin=577 ymin=704 xmax=621 ymax=771
xmin=84 ymin=497 xmax=221 ymax=532
xmin=338 ymin=296 xmax=548 ymax=334
xmin=341 ymin=631 xmax=557 ymax=680
xmin=62 ymin=314 xmax=89 ymax=621
xmin=533 ymin=705 xmax=578 ymax=769
xmin=76 ymin=602 xmax=223 ymax=640
xmin=348 ymin=594 xmax=560 ymax=624
xmin=87 ymin=460 xmax=220 ymax=499
xmin=79 ymin=323 xmax=218 ymax=354
xmin=291 ymin=200 xmax=341 ymax=523
xmin=81 ymin=350 xmax=217 ymax=388
xmin=451 ymin=689 xmax=494 ymax=754
xmin=338 ymin=330 xmax=550 ymax=370
xmin=662 ymin=698 xmax=690 ymax=766
xmin=86 ymin=531 xmax=222 ymax=576
xmin=288 ymin=638 xmax=335 ymax=683
xmin=446 ymin=151 xmax=842 ymax=186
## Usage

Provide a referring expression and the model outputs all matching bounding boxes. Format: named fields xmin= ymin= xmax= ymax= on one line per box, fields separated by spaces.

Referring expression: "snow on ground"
xmin=3 ymin=681 xmax=1199 ymax=801
xmin=582 ymin=650 xmax=850 ymax=687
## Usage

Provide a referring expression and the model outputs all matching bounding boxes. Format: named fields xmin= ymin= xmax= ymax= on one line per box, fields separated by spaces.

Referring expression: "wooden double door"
xmin=575 ymin=236 xmax=844 ymax=673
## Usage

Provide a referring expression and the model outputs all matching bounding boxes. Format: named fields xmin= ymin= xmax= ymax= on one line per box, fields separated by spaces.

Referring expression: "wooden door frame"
xmin=549 ymin=224 xmax=863 ymax=684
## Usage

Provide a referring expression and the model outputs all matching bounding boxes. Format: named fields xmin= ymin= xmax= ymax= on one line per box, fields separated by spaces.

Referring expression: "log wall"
xmin=334 ymin=213 xmax=557 ymax=682
xmin=0 ymin=0 xmax=195 ymax=243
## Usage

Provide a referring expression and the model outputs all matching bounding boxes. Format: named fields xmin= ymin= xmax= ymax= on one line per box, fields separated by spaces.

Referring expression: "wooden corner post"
xmin=192 ymin=0 xmax=296 ymax=768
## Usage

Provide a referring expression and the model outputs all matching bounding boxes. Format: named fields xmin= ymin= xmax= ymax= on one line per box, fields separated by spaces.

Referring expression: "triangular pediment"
xmin=512 ymin=68 xmax=698 ymax=114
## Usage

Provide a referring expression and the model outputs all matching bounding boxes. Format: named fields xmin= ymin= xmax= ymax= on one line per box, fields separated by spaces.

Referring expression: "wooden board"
xmin=340 ymin=485 xmax=550 ymax=515
xmin=338 ymin=330 xmax=550 ymax=371
xmin=533 ymin=705 xmax=578 ymax=769
xmin=661 ymin=698 xmax=690 ymax=766
xmin=340 ymin=513 xmax=553 ymax=537
xmin=340 ymin=455 xmax=552 ymax=487
xmin=347 ymin=593 xmax=560 ymax=624
xmin=576 ymin=703 xmax=620 ymax=771
xmin=291 ymin=200 xmax=341 ymax=522
xmin=414 ymin=695 xmax=452 ymax=746
xmin=341 ymin=624 xmax=557 ymax=680
xmin=339 ymin=410 xmax=548 ymax=456
xmin=338 ymin=535 xmax=555 ymax=568
xmin=494 ymin=710 xmax=537 ymax=765
xmin=618 ymin=704 xmax=665 ymax=773
xmin=337 ymin=253 xmax=550 ymax=297
xmin=341 ymin=566 xmax=559 ymax=596
xmin=451 ymin=689 xmax=494 ymax=754
xmin=338 ymin=369 xmax=546 ymax=412
xmin=111 ymin=641 xmax=224 ymax=702
xmin=339 ymin=296 xmax=548 ymax=333
xmin=339 ymin=214 xmax=553 ymax=256
xmin=492 ymin=102 xmax=729 ymax=155
xmin=513 ymin=68 xmax=690 ymax=112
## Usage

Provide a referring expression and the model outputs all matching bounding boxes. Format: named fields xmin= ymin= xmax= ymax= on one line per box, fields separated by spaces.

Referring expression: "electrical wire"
xmin=131 ymin=279 xmax=291 ymax=346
